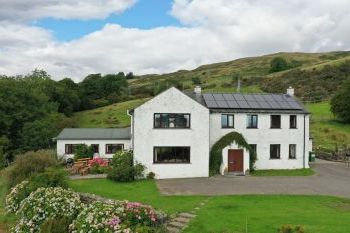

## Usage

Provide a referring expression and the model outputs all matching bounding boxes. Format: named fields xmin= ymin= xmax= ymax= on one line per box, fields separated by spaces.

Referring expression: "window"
xmin=153 ymin=147 xmax=190 ymax=163
xmin=247 ymin=115 xmax=258 ymax=128
xmin=270 ymin=144 xmax=281 ymax=159
xmin=289 ymin=144 xmax=296 ymax=159
xmin=290 ymin=115 xmax=297 ymax=129
xmin=249 ymin=144 xmax=257 ymax=158
xmin=65 ymin=144 xmax=74 ymax=154
xmin=91 ymin=144 xmax=99 ymax=153
xmin=154 ymin=113 xmax=190 ymax=128
xmin=221 ymin=114 xmax=234 ymax=128
xmin=105 ymin=144 xmax=124 ymax=154
xmin=270 ymin=115 xmax=281 ymax=128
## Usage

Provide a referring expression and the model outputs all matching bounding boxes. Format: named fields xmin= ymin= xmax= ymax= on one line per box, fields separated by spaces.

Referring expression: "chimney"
xmin=194 ymin=86 xmax=201 ymax=95
xmin=287 ymin=86 xmax=294 ymax=96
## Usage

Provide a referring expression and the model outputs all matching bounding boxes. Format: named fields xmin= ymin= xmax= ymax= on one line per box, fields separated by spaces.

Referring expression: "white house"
xmin=56 ymin=128 xmax=131 ymax=159
xmin=56 ymin=86 xmax=311 ymax=179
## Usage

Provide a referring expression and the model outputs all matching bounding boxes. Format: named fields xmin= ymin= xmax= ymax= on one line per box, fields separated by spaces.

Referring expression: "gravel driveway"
xmin=157 ymin=159 xmax=350 ymax=198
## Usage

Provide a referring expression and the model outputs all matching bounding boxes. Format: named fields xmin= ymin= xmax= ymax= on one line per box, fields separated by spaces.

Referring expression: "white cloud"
xmin=0 ymin=0 xmax=350 ymax=81
xmin=0 ymin=0 xmax=136 ymax=21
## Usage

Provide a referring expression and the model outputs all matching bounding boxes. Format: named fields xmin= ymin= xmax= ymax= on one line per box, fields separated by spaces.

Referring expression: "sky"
xmin=0 ymin=0 xmax=350 ymax=82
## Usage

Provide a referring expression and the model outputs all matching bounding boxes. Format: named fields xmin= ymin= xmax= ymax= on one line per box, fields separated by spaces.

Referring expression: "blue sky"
xmin=34 ymin=0 xmax=181 ymax=41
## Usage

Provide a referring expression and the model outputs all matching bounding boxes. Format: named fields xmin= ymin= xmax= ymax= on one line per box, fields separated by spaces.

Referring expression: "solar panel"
xmin=227 ymin=100 xmax=240 ymax=108
xmin=236 ymin=100 xmax=250 ymax=108
xmin=202 ymin=93 xmax=214 ymax=100
xmin=269 ymin=101 xmax=281 ymax=109
xmin=223 ymin=94 xmax=235 ymax=100
xmin=258 ymin=101 xmax=272 ymax=109
xmin=243 ymin=95 xmax=256 ymax=101
xmin=205 ymin=100 xmax=218 ymax=108
xmin=252 ymin=94 xmax=265 ymax=101
xmin=216 ymin=100 xmax=229 ymax=108
xmin=288 ymin=101 xmax=303 ymax=109
xmin=247 ymin=101 xmax=261 ymax=108
xmin=213 ymin=94 xmax=225 ymax=101
xmin=233 ymin=93 xmax=245 ymax=101
xmin=271 ymin=94 xmax=284 ymax=101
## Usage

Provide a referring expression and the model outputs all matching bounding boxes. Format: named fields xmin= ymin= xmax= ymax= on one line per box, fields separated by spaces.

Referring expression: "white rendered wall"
xmin=210 ymin=113 xmax=310 ymax=170
xmin=57 ymin=139 xmax=131 ymax=159
xmin=133 ymin=87 xmax=210 ymax=179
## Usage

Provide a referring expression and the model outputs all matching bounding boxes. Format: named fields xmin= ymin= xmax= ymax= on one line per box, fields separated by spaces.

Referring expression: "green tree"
xmin=270 ymin=57 xmax=289 ymax=73
xmin=192 ymin=77 xmax=202 ymax=85
xmin=331 ymin=81 xmax=350 ymax=123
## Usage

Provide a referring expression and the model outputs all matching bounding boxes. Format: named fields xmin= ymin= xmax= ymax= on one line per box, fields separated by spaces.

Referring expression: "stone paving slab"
xmin=157 ymin=160 xmax=350 ymax=198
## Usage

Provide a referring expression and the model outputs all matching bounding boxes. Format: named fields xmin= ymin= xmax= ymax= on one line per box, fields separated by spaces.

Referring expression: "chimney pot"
xmin=287 ymin=86 xmax=294 ymax=96
xmin=194 ymin=86 xmax=201 ymax=94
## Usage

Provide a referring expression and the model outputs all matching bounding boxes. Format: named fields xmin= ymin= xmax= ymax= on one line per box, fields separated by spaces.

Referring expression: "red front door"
xmin=228 ymin=149 xmax=244 ymax=172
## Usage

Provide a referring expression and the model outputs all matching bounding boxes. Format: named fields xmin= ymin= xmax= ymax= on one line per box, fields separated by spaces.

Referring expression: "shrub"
xmin=147 ymin=172 xmax=155 ymax=180
xmin=39 ymin=217 xmax=72 ymax=233
xmin=5 ymin=180 xmax=30 ymax=213
xmin=70 ymin=200 xmax=159 ymax=232
xmin=278 ymin=224 xmax=305 ymax=233
xmin=107 ymin=151 xmax=145 ymax=182
xmin=89 ymin=164 xmax=109 ymax=174
xmin=13 ymin=187 xmax=82 ymax=233
xmin=74 ymin=144 xmax=94 ymax=160
xmin=3 ymin=150 xmax=58 ymax=188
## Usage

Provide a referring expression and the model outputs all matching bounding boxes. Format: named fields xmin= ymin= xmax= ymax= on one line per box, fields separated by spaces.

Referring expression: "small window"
xmin=290 ymin=115 xmax=297 ymax=129
xmin=271 ymin=115 xmax=281 ymax=129
xmin=289 ymin=144 xmax=296 ymax=159
xmin=154 ymin=147 xmax=190 ymax=163
xmin=221 ymin=114 xmax=234 ymax=128
xmin=65 ymin=144 xmax=74 ymax=154
xmin=154 ymin=113 xmax=190 ymax=128
xmin=91 ymin=144 xmax=99 ymax=153
xmin=247 ymin=115 xmax=258 ymax=128
xmin=105 ymin=144 xmax=124 ymax=154
xmin=249 ymin=144 xmax=257 ymax=158
xmin=270 ymin=144 xmax=281 ymax=159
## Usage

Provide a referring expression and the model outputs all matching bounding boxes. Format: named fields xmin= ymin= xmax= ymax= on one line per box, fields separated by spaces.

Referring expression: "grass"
xmin=251 ymin=168 xmax=314 ymax=176
xmin=69 ymin=179 xmax=206 ymax=215
xmin=306 ymin=101 xmax=350 ymax=150
xmin=69 ymin=179 xmax=350 ymax=233
xmin=0 ymin=177 xmax=16 ymax=232
xmin=72 ymin=98 xmax=148 ymax=128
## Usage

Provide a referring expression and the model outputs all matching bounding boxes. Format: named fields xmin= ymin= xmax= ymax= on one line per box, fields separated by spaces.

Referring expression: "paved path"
xmin=157 ymin=160 xmax=350 ymax=198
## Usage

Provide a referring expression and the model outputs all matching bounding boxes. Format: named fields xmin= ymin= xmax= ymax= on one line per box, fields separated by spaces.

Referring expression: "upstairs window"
xmin=271 ymin=115 xmax=281 ymax=129
xmin=221 ymin=114 xmax=234 ymax=128
xmin=289 ymin=144 xmax=296 ymax=159
xmin=270 ymin=144 xmax=281 ymax=159
xmin=154 ymin=113 xmax=190 ymax=128
xmin=106 ymin=144 xmax=123 ymax=154
xmin=154 ymin=147 xmax=190 ymax=163
xmin=290 ymin=115 xmax=297 ymax=129
xmin=247 ymin=115 xmax=258 ymax=128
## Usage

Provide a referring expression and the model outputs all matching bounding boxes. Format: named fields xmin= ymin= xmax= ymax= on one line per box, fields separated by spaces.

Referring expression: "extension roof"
xmin=56 ymin=127 xmax=131 ymax=140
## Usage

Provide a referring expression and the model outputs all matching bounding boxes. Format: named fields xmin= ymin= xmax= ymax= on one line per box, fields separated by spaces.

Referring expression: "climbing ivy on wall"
xmin=209 ymin=132 xmax=257 ymax=175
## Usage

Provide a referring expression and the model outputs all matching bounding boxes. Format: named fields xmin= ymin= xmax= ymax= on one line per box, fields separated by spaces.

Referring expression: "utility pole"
xmin=237 ymin=76 xmax=241 ymax=93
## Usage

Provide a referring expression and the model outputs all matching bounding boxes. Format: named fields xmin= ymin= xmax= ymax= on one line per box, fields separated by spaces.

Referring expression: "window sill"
xmin=153 ymin=162 xmax=191 ymax=165
xmin=222 ymin=127 xmax=235 ymax=129
xmin=269 ymin=158 xmax=281 ymax=160
xmin=153 ymin=128 xmax=191 ymax=130
xmin=270 ymin=127 xmax=281 ymax=129
xmin=288 ymin=158 xmax=297 ymax=160
xmin=289 ymin=128 xmax=298 ymax=129
xmin=247 ymin=127 xmax=258 ymax=129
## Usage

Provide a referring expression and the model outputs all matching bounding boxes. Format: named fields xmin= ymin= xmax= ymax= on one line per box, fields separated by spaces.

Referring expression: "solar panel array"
xmin=202 ymin=93 xmax=303 ymax=110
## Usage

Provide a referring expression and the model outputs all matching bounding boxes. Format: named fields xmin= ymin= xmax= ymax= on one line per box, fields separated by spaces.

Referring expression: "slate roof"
xmin=186 ymin=92 xmax=308 ymax=114
xmin=56 ymin=127 xmax=131 ymax=140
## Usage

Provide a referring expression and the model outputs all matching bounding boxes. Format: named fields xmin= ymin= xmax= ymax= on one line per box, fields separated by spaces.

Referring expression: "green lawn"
xmin=70 ymin=179 xmax=350 ymax=233
xmin=251 ymin=168 xmax=314 ymax=176
xmin=306 ymin=102 xmax=350 ymax=150
xmin=69 ymin=179 xmax=206 ymax=215
xmin=0 ymin=177 xmax=16 ymax=232
xmin=72 ymin=98 xmax=148 ymax=128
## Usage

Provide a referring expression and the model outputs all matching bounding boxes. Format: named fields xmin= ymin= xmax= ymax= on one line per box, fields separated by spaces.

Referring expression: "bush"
xmin=107 ymin=151 xmax=145 ymax=182
xmin=5 ymin=168 xmax=69 ymax=214
xmin=70 ymin=200 xmax=159 ymax=232
xmin=3 ymin=150 xmax=58 ymax=188
xmin=330 ymin=81 xmax=350 ymax=123
xmin=278 ymin=224 xmax=305 ymax=233
xmin=13 ymin=187 xmax=82 ymax=233
xmin=147 ymin=172 xmax=155 ymax=180
xmin=39 ymin=217 xmax=72 ymax=233
xmin=74 ymin=144 xmax=94 ymax=160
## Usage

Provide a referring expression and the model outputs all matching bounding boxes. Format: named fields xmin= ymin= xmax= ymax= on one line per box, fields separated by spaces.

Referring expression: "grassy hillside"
xmin=129 ymin=51 xmax=350 ymax=96
xmin=306 ymin=102 xmax=350 ymax=150
xmin=72 ymin=98 xmax=148 ymax=128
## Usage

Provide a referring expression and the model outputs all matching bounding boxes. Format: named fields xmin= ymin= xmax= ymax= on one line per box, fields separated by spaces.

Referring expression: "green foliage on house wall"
xmin=209 ymin=132 xmax=256 ymax=176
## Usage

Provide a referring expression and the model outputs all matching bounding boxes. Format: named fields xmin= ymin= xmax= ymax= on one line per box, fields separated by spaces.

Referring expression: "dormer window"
xmin=154 ymin=113 xmax=190 ymax=128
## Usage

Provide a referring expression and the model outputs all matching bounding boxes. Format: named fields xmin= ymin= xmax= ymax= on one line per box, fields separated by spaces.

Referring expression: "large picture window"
xmin=105 ymin=144 xmax=124 ymax=154
xmin=270 ymin=115 xmax=281 ymax=129
xmin=247 ymin=115 xmax=258 ymax=128
xmin=221 ymin=114 xmax=234 ymax=128
xmin=154 ymin=113 xmax=190 ymax=128
xmin=270 ymin=144 xmax=281 ymax=159
xmin=153 ymin=147 xmax=190 ymax=163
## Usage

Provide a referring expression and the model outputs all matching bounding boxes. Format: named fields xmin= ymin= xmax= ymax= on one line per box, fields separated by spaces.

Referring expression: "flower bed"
xmin=5 ymin=180 xmax=30 ymax=213
xmin=12 ymin=187 xmax=82 ymax=233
